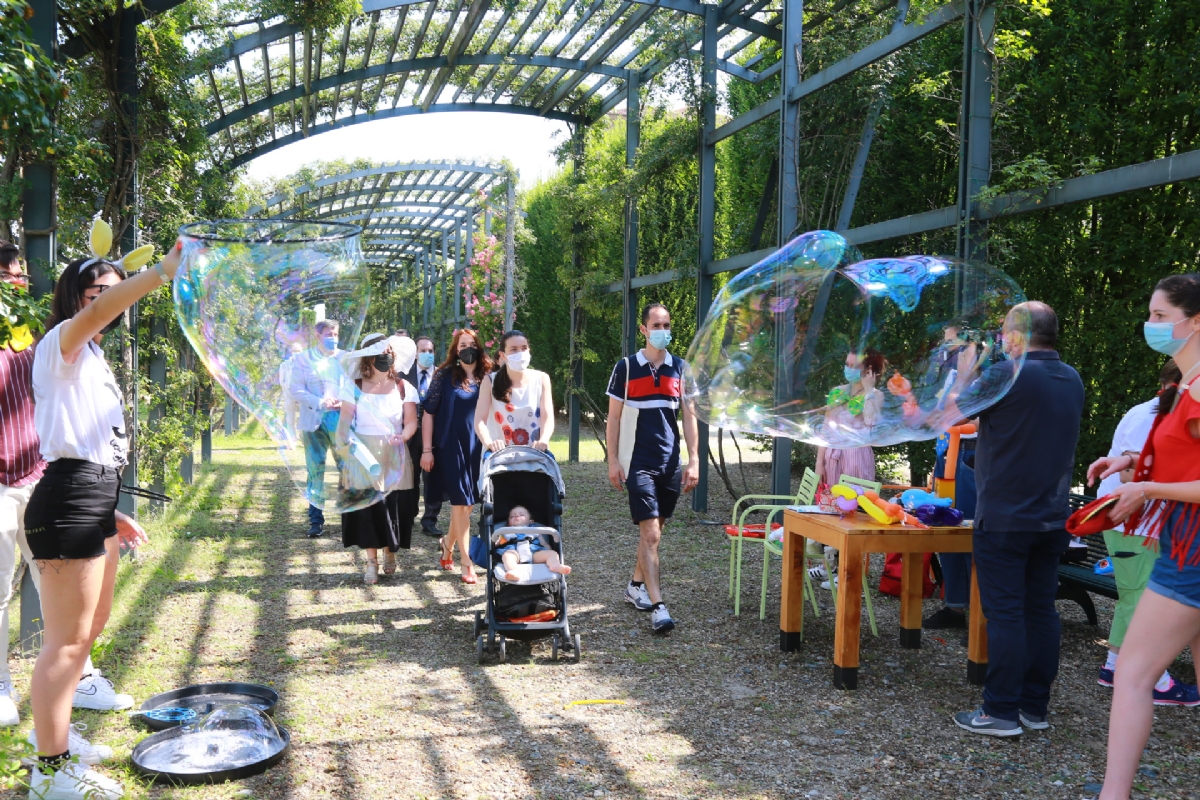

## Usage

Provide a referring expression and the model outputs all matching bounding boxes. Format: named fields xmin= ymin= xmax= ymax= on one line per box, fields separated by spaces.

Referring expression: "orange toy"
xmin=943 ymin=423 xmax=977 ymax=482
xmin=855 ymin=492 xmax=928 ymax=528
xmin=887 ymin=371 xmax=912 ymax=397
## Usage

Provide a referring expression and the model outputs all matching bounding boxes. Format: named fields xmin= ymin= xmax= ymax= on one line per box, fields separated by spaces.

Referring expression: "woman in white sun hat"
xmin=335 ymin=333 xmax=419 ymax=584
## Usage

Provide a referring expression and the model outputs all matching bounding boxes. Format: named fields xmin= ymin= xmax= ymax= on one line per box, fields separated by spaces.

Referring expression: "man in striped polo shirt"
xmin=606 ymin=303 xmax=699 ymax=633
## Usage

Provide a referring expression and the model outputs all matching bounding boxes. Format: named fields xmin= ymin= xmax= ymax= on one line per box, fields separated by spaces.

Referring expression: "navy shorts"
xmin=626 ymin=467 xmax=682 ymax=524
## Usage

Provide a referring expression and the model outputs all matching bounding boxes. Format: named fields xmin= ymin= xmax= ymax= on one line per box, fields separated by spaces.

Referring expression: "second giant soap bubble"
xmin=686 ymin=230 xmax=1028 ymax=448
xmin=174 ymin=220 xmax=371 ymax=512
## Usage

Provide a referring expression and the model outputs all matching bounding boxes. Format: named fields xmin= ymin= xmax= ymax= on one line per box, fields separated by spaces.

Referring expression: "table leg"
xmin=779 ymin=530 xmax=804 ymax=652
xmin=899 ymin=552 xmax=923 ymax=649
xmin=832 ymin=543 xmax=863 ymax=689
xmin=967 ymin=561 xmax=988 ymax=685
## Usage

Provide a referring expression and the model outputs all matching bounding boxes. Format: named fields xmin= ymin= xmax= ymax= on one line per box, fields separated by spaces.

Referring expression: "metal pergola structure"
xmin=247 ymin=160 xmax=514 ymax=350
xmin=19 ymin=0 xmax=1200 ymax=519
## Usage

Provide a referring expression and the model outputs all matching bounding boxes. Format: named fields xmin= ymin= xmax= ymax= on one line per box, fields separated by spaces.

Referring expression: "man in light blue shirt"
xmin=287 ymin=319 xmax=345 ymax=537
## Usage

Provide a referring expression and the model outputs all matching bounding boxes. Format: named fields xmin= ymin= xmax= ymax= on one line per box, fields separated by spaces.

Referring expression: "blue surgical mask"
xmin=844 ymin=366 xmax=862 ymax=383
xmin=417 ymin=352 xmax=435 ymax=369
xmin=1144 ymin=319 xmax=1195 ymax=357
xmin=647 ymin=329 xmax=672 ymax=350
xmin=321 ymin=336 xmax=338 ymax=352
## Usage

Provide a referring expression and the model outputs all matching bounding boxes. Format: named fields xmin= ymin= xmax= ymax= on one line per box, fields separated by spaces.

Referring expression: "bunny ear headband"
xmin=78 ymin=215 xmax=156 ymax=274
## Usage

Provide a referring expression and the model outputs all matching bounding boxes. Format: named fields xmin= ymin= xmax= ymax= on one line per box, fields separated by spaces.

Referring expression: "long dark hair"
xmin=1154 ymin=273 xmax=1200 ymax=420
xmin=45 ymin=257 xmax=128 ymax=331
xmin=438 ymin=328 xmax=492 ymax=386
xmin=491 ymin=330 xmax=528 ymax=403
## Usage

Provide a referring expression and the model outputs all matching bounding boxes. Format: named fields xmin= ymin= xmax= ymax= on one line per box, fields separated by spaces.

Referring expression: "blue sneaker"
xmin=1018 ymin=711 xmax=1049 ymax=730
xmin=1153 ymin=679 xmax=1200 ymax=707
xmin=1098 ymin=666 xmax=1115 ymax=688
xmin=953 ymin=708 xmax=1022 ymax=737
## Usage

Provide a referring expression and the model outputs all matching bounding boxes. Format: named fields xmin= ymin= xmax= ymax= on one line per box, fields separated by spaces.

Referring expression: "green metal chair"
xmin=838 ymin=474 xmax=883 ymax=494
xmin=728 ymin=467 xmax=821 ymax=618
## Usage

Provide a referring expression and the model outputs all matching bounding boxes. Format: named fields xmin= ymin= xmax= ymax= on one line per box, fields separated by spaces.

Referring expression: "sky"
xmin=244 ymin=112 xmax=574 ymax=191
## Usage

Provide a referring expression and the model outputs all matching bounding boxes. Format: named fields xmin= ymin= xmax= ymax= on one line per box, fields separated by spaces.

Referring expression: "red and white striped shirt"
xmin=0 ymin=345 xmax=46 ymax=487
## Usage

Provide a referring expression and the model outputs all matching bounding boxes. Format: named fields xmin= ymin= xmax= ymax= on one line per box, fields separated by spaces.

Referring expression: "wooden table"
xmin=780 ymin=509 xmax=988 ymax=690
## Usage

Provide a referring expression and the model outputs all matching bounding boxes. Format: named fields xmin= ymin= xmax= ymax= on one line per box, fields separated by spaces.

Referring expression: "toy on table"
xmin=899 ymin=488 xmax=953 ymax=511
xmin=829 ymin=484 xmax=861 ymax=516
xmin=913 ymin=504 xmax=964 ymax=527
xmin=830 ymin=483 xmax=928 ymax=528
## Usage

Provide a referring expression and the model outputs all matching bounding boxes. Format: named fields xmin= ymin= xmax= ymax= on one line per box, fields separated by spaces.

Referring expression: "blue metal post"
xmin=693 ymin=7 xmax=718 ymax=513
xmin=568 ymin=127 xmax=584 ymax=463
xmin=20 ymin=0 xmax=55 ymax=298
xmin=623 ymin=72 xmax=641 ymax=356
xmin=772 ymin=0 xmax=803 ymax=499
xmin=956 ymin=0 xmax=994 ymax=265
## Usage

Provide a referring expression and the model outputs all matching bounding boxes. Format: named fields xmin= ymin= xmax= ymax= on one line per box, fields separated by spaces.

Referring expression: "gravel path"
xmin=4 ymin=450 xmax=1197 ymax=799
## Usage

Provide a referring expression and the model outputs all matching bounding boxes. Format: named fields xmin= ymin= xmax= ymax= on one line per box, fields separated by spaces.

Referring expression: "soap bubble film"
xmin=174 ymin=220 xmax=370 ymax=512
xmin=136 ymin=705 xmax=286 ymax=774
xmin=686 ymin=230 xmax=1028 ymax=448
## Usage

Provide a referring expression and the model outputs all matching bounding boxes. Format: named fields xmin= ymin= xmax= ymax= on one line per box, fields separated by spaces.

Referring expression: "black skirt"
xmin=341 ymin=488 xmax=419 ymax=552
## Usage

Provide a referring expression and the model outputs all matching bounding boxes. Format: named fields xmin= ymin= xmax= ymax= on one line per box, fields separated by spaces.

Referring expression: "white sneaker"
xmin=28 ymin=761 xmax=123 ymax=800
xmin=0 ymin=680 xmax=20 ymax=725
xmin=73 ymin=673 xmax=133 ymax=711
xmin=28 ymin=723 xmax=115 ymax=765
xmin=623 ymin=582 xmax=653 ymax=611
xmin=807 ymin=563 xmax=828 ymax=580
xmin=650 ymin=604 xmax=676 ymax=633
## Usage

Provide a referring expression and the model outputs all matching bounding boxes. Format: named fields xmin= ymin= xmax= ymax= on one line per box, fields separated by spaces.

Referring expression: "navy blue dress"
xmin=423 ymin=371 xmax=482 ymax=507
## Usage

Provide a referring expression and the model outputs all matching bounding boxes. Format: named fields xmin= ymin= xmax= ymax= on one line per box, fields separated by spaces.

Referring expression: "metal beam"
xmin=622 ymin=72 xmax=641 ymax=355
xmin=956 ymin=0 xmax=995 ymax=264
xmin=706 ymin=95 xmax=781 ymax=146
xmin=772 ymin=0 xmax=802 ymax=501
xmin=788 ymin=0 xmax=965 ymax=103
xmin=693 ymin=5 xmax=718 ymax=513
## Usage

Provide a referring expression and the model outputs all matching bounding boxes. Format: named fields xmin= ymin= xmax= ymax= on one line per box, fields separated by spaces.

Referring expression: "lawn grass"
xmin=3 ymin=427 xmax=1197 ymax=799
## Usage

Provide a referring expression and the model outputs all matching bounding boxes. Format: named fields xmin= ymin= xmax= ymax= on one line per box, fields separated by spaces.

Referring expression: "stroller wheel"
xmin=551 ymin=634 xmax=560 ymax=661
xmin=473 ymin=610 xmax=483 ymax=638
xmin=573 ymin=634 xmax=582 ymax=661
xmin=476 ymin=635 xmax=486 ymax=664
xmin=498 ymin=636 xmax=507 ymax=663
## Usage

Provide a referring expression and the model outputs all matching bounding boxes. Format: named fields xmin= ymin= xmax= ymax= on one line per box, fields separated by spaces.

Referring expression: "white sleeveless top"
xmin=485 ymin=370 xmax=545 ymax=448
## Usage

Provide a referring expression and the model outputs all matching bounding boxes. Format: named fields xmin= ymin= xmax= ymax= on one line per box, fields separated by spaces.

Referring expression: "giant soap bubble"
xmin=686 ymin=230 xmax=1028 ymax=448
xmin=175 ymin=220 xmax=371 ymax=513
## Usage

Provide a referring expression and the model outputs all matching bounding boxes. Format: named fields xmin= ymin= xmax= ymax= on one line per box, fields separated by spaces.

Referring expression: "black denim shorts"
xmin=24 ymin=459 xmax=121 ymax=560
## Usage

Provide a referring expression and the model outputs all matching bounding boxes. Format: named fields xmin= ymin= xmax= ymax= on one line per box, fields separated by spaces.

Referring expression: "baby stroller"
xmin=473 ymin=446 xmax=580 ymax=663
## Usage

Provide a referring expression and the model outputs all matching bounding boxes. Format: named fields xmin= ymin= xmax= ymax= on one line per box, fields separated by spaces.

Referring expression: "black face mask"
xmin=101 ymin=316 xmax=122 ymax=334
xmin=373 ymin=353 xmax=394 ymax=372
xmin=458 ymin=347 xmax=479 ymax=365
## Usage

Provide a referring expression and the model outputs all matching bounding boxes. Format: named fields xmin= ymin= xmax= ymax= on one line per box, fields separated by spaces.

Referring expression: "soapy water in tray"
xmin=137 ymin=731 xmax=284 ymax=773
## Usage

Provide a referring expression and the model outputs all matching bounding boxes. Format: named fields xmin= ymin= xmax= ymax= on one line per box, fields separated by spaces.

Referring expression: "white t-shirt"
xmin=32 ymin=323 xmax=129 ymax=467
xmin=339 ymin=380 xmax=417 ymax=436
xmin=1098 ymin=397 xmax=1158 ymax=534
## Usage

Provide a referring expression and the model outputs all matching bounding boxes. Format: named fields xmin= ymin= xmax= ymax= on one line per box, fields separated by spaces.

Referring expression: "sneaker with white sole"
xmin=0 ymin=680 xmax=20 ymax=726
xmin=650 ymin=604 xmax=676 ymax=633
xmin=623 ymin=582 xmax=653 ymax=611
xmin=1018 ymin=711 xmax=1050 ymax=730
xmin=953 ymin=708 xmax=1022 ymax=737
xmin=27 ymin=761 xmax=123 ymax=800
xmin=807 ymin=563 xmax=828 ymax=581
xmin=72 ymin=673 xmax=133 ymax=712
xmin=27 ymin=723 xmax=114 ymax=766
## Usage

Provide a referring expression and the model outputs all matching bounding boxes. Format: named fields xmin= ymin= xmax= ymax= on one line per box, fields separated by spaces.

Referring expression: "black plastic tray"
xmin=130 ymin=724 xmax=290 ymax=785
xmin=137 ymin=683 xmax=279 ymax=731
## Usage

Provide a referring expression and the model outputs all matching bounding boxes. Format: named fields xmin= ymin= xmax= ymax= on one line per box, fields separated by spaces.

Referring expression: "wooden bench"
xmin=1055 ymin=492 xmax=1117 ymax=625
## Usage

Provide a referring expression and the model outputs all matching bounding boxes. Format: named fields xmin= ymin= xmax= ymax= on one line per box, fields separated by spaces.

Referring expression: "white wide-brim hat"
xmin=339 ymin=333 xmax=417 ymax=380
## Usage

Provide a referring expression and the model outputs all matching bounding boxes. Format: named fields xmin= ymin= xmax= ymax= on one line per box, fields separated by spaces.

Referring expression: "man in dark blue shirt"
xmin=945 ymin=301 xmax=1085 ymax=737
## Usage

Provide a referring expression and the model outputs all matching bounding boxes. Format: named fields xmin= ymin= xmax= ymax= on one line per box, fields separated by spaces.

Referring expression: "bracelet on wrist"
xmin=153 ymin=262 xmax=167 ymax=283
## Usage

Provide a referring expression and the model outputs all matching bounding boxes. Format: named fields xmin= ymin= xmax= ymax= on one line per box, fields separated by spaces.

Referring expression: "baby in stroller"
xmin=496 ymin=505 xmax=571 ymax=581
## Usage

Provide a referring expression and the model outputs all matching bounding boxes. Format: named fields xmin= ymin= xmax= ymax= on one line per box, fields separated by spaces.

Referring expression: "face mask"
xmin=101 ymin=317 xmax=122 ymax=335
xmin=459 ymin=347 xmax=479 ymax=365
xmin=1144 ymin=319 xmax=1196 ymax=357
xmin=843 ymin=366 xmax=861 ymax=383
xmin=322 ymin=336 xmax=338 ymax=352
xmin=647 ymin=329 xmax=672 ymax=350
xmin=505 ymin=351 xmax=531 ymax=372
xmin=417 ymin=352 xmax=435 ymax=369
xmin=373 ymin=353 xmax=394 ymax=372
